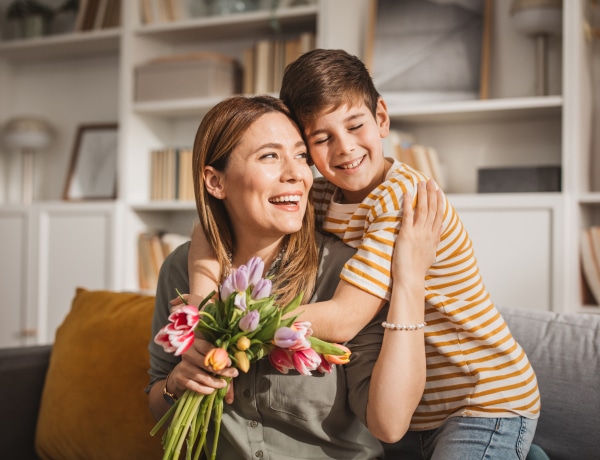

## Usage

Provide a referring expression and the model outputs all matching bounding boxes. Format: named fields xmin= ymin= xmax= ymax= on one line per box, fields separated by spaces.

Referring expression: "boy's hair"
xmin=280 ymin=49 xmax=381 ymax=131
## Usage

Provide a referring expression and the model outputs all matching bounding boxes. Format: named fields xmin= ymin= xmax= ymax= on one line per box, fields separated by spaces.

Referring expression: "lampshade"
xmin=2 ymin=116 xmax=54 ymax=151
xmin=510 ymin=0 xmax=563 ymax=36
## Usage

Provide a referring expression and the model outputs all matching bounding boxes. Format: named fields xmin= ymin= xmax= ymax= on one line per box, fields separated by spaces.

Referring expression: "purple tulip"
xmin=246 ymin=257 xmax=264 ymax=287
xmin=234 ymin=291 xmax=247 ymax=311
xmin=251 ymin=278 xmax=272 ymax=300
xmin=239 ymin=310 xmax=260 ymax=332
xmin=232 ymin=265 xmax=249 ymax=292
xmin=220 ymin=275 xmax=234 ymax=301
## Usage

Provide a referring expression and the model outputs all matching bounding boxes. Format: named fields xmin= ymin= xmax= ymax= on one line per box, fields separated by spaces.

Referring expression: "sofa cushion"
xmin=500 ymin=307 xmax=600 ymax=460
xmin=35 ymin=288 xmax=163 ymax=460
xmin=0 ymin=345 xmax=52 ymax=459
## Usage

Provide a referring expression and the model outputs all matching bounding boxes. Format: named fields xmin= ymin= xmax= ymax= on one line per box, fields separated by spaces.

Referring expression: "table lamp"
xmin=510 ymin=0 xmax=563 ymax=96
xmin=1 ymin=116 xmax=54 ymax=204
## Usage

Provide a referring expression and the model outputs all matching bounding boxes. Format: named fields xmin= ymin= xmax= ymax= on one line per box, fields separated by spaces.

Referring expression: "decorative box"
xmin=477 ymin=165 xmax=562 ymax=193
xmin=134 ymin=52 xmax=241 ymax=102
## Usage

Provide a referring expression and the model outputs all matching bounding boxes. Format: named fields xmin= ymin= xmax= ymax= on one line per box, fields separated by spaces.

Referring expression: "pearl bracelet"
xmin=381 ymin=320 xmax=427 ymax=331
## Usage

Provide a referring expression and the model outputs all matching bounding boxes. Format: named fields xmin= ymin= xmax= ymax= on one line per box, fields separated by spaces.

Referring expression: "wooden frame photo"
xmin=364 ymin=0 xmax=492 ymax=103
xmin=63 ymin=123 xmax=118 ymax=200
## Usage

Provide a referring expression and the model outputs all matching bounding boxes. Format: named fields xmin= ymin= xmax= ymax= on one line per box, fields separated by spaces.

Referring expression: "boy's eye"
xmin=314 ymin=136 xmax=329 ymax=145
xmin=349 ymin=123 xmax=363 ymax=131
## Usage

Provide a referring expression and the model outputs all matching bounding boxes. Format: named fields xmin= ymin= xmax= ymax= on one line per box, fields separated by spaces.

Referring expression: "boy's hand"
xmin=170 ymin=293 xmax=209 ymax=309
xmin=393 ymin=180 xmax=444 ymax=282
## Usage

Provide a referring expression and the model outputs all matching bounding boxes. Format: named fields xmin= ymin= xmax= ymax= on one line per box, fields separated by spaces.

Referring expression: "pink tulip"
xmin=292 ymin=321 xmax=313 ymax=338
xmin=154 ymin=325 xmax=195 ymax=356
xmin=291 ymin=348 xmax=321 ymax=376
xmin=269 ymin=347 xmax=295 ymax=374
xmin=273 ymin=326 xmax=310 ymax=350
xmin=168 ymin=305 xmax=200 ymax=330
xmin=317 ymin=357 xmax=332 ymax=374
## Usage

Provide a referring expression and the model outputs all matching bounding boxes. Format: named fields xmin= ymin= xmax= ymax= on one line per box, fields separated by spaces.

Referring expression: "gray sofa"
xmin=1 ymin=304 xmax=598 ymax=459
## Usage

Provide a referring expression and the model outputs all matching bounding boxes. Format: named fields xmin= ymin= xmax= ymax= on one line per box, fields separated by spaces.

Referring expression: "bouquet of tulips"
xmin=151 ymin=257 xmax=351 ymax=460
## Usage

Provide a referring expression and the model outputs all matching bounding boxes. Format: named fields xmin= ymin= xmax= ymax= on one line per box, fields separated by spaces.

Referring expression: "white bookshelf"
xmin=0 ymin=0 xmax=597 ymax=346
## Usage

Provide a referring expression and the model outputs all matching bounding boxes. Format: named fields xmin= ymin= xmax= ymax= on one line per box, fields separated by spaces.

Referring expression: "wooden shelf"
xmin=578 ymin=193 xmax=600 ymax=204
xmin=133 ymin=95 xmax=227 ymax=118
xmin=130 ymin=201 xmax=196 ymax=211
xmin=0 ymin=29 xmax=120 ymax=61
xmin=387 ymin=95 xmax=562 ymax=124
xmin=135 ymin=5 xmax=318 ymax=42
xmin=448 ymin=192 xmax=562 ymax=209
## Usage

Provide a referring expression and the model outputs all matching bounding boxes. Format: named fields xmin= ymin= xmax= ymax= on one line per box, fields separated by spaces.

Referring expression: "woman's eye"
xmin=259 ymin=153 xmax=277 ymax=160
xmin=296 ymin=151 xmax=309 ymax=160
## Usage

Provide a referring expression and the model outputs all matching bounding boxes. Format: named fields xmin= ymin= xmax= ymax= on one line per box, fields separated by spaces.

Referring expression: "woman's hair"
xmin=192 ymin=95 xmax=318 ymax=305
xmin=280 ymin=48 xmax=381 ymax=131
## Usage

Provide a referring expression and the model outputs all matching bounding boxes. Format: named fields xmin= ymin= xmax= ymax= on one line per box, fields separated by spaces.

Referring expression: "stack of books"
xmin=243 ymin=32 xmax=316 ymax=95
xmin=388 ymin=129 xmax=445 ymax=190
xmin=581 ymin=226 xmax=600 ymax=306
xmin=138 ymin=231 xmax=190 ymax=292
xmin=150 ymin=147 xmax=194 ymax=202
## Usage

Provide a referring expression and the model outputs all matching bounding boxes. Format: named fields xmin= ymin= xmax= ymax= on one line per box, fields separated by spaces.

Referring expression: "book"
xmin=409 ymin=144 xmax=434 ymax=180
xmin=177 ymin=148 xmax=194 ymax=201
xmin=581 ymin=227 xmax=600 ymax=305
xmin=138 ymin=231 xmax=190 ymax=292
xmin=74 ymin=0 xmax=90 ymax=31
xmin=254 ymin=39 xmax=274 ymax=94
xmin=424 ymin=146 xmax=445 ymax=189
xmin=150 ymin=147 xmax=194 ymax=201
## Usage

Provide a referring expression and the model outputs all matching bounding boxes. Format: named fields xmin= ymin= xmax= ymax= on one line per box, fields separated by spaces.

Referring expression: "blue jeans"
xmin=382 ymin=416 xmax=538 ymax=460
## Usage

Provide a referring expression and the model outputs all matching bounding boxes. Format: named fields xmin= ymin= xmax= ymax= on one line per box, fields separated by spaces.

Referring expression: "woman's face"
xmin=208 ymin=112 xmax=313 ymax=242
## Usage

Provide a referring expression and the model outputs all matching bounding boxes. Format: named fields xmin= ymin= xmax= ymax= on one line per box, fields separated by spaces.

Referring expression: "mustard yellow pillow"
xmin=35 ymin=288 xmax=163 ymax=460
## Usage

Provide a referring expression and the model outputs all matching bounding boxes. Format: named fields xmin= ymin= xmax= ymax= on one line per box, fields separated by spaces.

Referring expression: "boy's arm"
xmin=297 ymin=180 xmax=439 ymax=344
xmin=187 ymin=223 xmax=220 ymax=305
xmin=297 ymin=282 xmax=385 ymax=343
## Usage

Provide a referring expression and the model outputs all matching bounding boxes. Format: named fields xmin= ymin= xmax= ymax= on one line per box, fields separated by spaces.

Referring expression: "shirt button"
xmin=250 ymin=420 xmax=259 ymax=428
xmin=243 ymin=389 xmax=251 ymax=398
xmin=255 ymin=450 xmax=263 ymax=457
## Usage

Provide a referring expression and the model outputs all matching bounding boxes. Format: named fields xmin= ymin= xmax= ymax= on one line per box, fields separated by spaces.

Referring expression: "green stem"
xmin=193 ymin=391 xmax=217 ymax=459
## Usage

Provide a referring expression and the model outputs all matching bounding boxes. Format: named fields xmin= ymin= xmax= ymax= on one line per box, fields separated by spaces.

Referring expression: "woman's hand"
xmin=170 ymin=336 xmax=238 ymax=404
xmin=392 ymin=180 xmax=444 ymax=283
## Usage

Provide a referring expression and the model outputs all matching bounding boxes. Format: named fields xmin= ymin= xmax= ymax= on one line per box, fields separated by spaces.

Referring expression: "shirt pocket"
xmin=268 ymin=367 xmax=342 ymax=421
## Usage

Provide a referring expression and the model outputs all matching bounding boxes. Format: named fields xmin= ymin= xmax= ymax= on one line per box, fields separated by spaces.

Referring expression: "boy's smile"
xmin=305 ymin=99 xmax=391 ymax=204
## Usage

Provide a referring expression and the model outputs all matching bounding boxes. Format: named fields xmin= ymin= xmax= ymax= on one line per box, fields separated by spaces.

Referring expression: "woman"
xmin=147 ymin=95 xmax=443 ymax=457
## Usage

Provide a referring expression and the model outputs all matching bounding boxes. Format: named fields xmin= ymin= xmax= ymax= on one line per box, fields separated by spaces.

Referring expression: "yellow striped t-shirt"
xmin=311 ymin=159 xmax=540 ymax=430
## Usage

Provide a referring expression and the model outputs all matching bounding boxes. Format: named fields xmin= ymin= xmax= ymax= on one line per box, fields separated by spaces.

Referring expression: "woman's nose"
xmin=281 ymin=159 xmax=305 ymax=182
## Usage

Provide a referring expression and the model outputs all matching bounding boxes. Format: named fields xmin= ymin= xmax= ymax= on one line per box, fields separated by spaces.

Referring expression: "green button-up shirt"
xmin=148 ymin=232 xmax=386 ymax=459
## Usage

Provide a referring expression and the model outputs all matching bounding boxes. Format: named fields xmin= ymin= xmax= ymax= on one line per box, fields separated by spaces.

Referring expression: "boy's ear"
xmin=204 ymin=166 xmax=226 ymax=199
xmin=376 ymin=98 xmax=391 ymax=138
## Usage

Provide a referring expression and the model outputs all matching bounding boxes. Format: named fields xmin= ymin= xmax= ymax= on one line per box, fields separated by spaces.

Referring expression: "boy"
xmin=188 ymin=49 xmax=540 ymax=458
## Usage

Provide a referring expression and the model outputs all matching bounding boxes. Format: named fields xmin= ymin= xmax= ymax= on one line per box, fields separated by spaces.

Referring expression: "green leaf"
xmin=308 ymin=336 xmax=345 ymax=355
xmin=280 ymin=292 xmax=303 ymax=317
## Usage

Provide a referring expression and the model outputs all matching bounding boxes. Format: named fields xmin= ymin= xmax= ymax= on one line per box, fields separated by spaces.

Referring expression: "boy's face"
xmin=304 ymin=99 xmax=390 ymax=204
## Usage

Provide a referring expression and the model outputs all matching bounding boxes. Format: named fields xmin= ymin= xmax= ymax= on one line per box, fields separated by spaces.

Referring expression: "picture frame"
xmin=63 ymin=123 xmax=118 ymax=200
xmin=364 ymin=0 xmax=492 ymax=103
